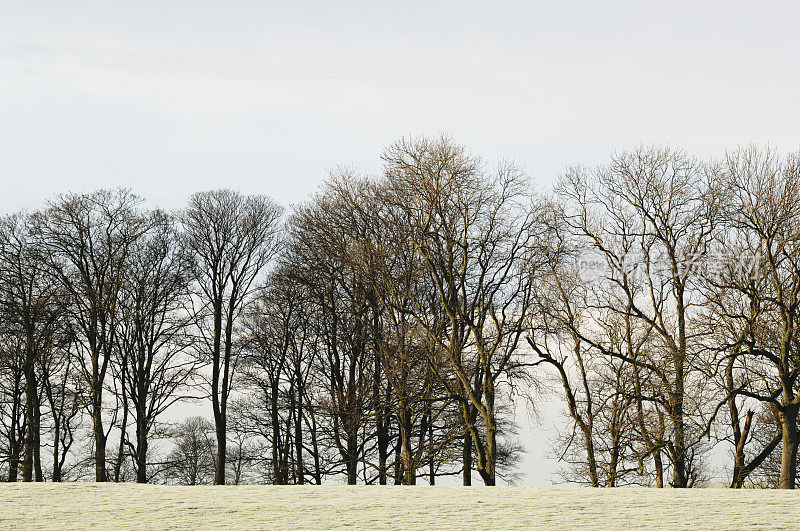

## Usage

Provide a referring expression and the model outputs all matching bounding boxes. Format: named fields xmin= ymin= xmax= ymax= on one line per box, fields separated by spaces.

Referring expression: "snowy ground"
xmin=1 ymin=484 xmax=798 ymax=529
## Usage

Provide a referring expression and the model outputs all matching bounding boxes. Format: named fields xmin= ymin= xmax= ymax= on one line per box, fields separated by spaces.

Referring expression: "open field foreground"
xmin=1 ymin=485 xmax=799 ymax=530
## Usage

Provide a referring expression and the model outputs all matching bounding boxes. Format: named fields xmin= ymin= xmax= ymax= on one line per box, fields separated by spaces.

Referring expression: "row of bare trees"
xmin=1 ymin=137 xmax=798 ymax=487
xmin=528 ymin=145 xmax=800 ymax=489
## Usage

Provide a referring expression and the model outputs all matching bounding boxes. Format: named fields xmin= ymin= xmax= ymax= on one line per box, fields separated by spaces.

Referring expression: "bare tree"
xmin=716 ymin=146 xmax=800 ymax=488
xmin=41 ymin=341 xmax=83 ymax=482
xmin=237 ymin=268 xmax=322 ymax=485
xmin=165 ymin=416 xmax=216 ymax=485
xmin=115 ymin=210 xmax=197 ymax=483
xmin=697 ymin=267 xmax=782 ymax=488
xmin=11 ymin=143 xmax=800 ymax=489
xmin=289 ymin=183 xmax=377 ymax=485
xmin=339 ymin=174 xmax=463 ymax=485
xmin=34 ymin=190 xmax=147 ymax=481
xmin=183 ymin=190 xmax=282 ymax=485
xmin=0 ymin=213 xmax=67 ymax=481
xmin=0 ymin=335 xmax=25 ymax=481
xmin=383 ymin=135 xmax=541 ymax=485
xmin=556 ymin=147 xmax=724 ymax=487
xmin=527 ymin=204 xmax=639 ymax=486
xmin=240 ymin=268 xmax=298 ymax=484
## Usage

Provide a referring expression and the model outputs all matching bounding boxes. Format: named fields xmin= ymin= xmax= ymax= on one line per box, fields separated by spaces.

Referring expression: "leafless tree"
xmin=114 ymin=210 xmax=197 ymax=483
xmin=182 ymin=189 xmax=282 ymax=485
xmin=240 ymin=268 xmax=299 ymax=484
xmin=34 ymin=190 xmax=148 ymax=481
xmin=527 ymin=204 xmax=639 ymax=486
xmin=556 ymin=147 xmax=724 ymax=487
xmin=714 ymin=146 xmax=800 ymax=488
xmin=40 ymin=341 xmax=83 ymax=482
xmin=0 ymin=335 xmax=25 ymax=481
xmin=383 ymin=135 xmax=541 ymax=485
xmin=6 ymin=141 xmax=800 ymax=489
xmin=336 ymin=174 xmax=464 ymax=485
xmin=0 ymin=213 xmax=67 ymax=481
xmin=695 ymin=268 xmax=782 ymax=488
xmin=164 ymin=416 xmax=216 ymax=485
xmin=288 ymin=181 xmax=378 ymax=485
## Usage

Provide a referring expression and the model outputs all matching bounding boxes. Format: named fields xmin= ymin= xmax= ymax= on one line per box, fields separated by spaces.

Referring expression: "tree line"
xmin=1 ymin=136 xmax=798 ymax=488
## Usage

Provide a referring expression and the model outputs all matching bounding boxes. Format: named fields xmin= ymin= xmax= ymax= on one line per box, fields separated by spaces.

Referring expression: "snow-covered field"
xmin=1 ymin=484 xmax=798 ymax=529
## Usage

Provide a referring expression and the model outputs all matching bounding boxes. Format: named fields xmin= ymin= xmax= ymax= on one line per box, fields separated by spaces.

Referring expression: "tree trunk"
xmin=478 ymin=423 xmax=497 ymax=486
xmin=294 ymin=384 xmax=304 ymax=485
xmin=270 ymin=381 xmax=284 ymax=484
xmin=462 ymin=434 xmax=472 ymax=486
xmin=52 ymin=417 xmax=62 ymax=482
xmin=346 ymin=429 xmax=358 ymax=485
xmin=393 ymin=430 xmax=403 ymax=485
xmin=778 ymin=404 xmax=799 ymax=489
xmin=23 ymin=355 xmax=42 ymax=482
xmin=8 ymin=441 xmax=21 ymax=482
xmin=426 ymin=402 xmax=434 ymax=485
xmin=214 ymin=415 xmax=227 ymax=485
xmin=307 ymin=408 xmax=322 ymax=485
xmin=654 ymin=450 xmax=664 ymax=488
xmin=476 ymin=383 xmax=497 ymax=487
xmin=7 ymin=376 xmax=23 ymax=482
xmin=93 ymin=382 xmax=107 ymax=482
xmin=211 ymin=299 xmax=226 ymax=486
xmin=136 ymin=403 xmax=148 ymax=483
xmin=581 ymin=423 xmax=599 ymax=487
xmin=377 ymin=415 xmax=389 ymax=485
xmin=607 ymin=413 xmax=622 ymax=487
xmin=114 ymin=395 xmax=128 ymax=482
xmin=375 ymin=371 xmax=389 ymax=486
xmin=670 ymin=386 xmax=687 ymax=488
xmin=731 ymin=410 xmax=752 ymax=488
xmin=400 ymin=402 xmax=414 ymax=485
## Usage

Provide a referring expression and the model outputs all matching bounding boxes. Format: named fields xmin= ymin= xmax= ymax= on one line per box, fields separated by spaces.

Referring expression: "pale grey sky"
xmin=4 ymin=1 xmax=800 ymax=213
xmin=2 ymin=0 xmax=798 ymax=484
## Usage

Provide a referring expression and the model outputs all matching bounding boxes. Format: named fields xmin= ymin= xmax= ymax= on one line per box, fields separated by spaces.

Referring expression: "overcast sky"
xmin=2 ymin=1 xmax=799 ymax=484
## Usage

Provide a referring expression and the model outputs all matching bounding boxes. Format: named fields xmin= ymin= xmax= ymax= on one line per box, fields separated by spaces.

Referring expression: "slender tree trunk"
xmin=346 ymin=429 xmax=358 ymax=485
xmin=8 ymin=441 xmax=21 ymax=482
xmin=400 ymin=401 xmax=414 ymax=485
xmin=114 ymin=393 xmax=128 ymax=482
xmin=377 ymin=413 xmax=389 ymax=485
xmin=670 ymin=376 xmax=687 ymax=488
xmin=93 ymin=378 xmax=107 ymax=482
xmin=52 ymin=417 xmax=62 ymax=482
xmin=374 ymin=360 xmax=389 ymax=485
xmin=418 ymin=399 xmax=433 ymax=485
xmin=212 ymin=301 xmax=226 ymax=485
xmin=294 ymin=382 xmax=304 ymax=485
xmin=136 ymin=402 xmax=148 ymax=483
xmin=393 ymin=429 xmax=403 ymax=485
xmin=214 ymin=414 xmax=227 ymax=485
xmin=34 ymin=411 xmax=42 ymax=482
xmin=8 ymin=377 xmax=23 ymax=482
xmin=731 ymin=410 xmax=752 ymax=488
xmin=270 ymin=380 xmax=283 ymax=484
xmin=462 ymin=433 xmax=472 ymax=486
xmin=23 ymin=350 xmax=41 ymax=482
xmin=343 ymin=341 xmax=359 ymax=486
xmin=475 ymin=381 xmax=497 ymax=487
xmin=582 ymin=424 xmax=599 ymax=487
xmin=607 ymin=429 xmax=619 ymax=487
xmin=307 ymin=408 xmax=322 ymax=485
xmin=479 ymin=419 xmax=497 ymax=486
